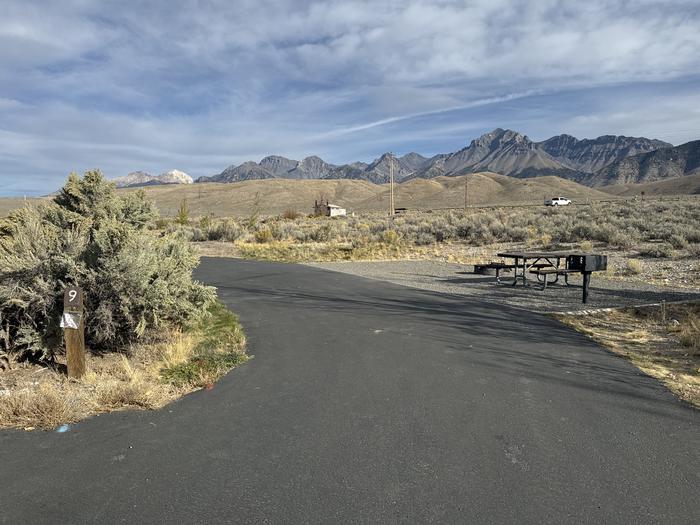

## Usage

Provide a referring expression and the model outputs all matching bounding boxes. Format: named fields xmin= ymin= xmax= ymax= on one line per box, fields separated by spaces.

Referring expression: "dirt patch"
xmin=554 ymin=302 xmax=700 ymax=407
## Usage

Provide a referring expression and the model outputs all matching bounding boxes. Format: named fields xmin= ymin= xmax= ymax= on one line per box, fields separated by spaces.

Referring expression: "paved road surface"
xmin=1 ymin=258 xmax=698 ymax=524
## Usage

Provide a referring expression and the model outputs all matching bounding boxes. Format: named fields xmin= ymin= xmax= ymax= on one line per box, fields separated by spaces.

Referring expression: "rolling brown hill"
xmin=384 ymin=173 xmax=611 ymax=210
xmin=0 ymin=174 xmax=615 ymax=218
xmin=115 ymin=172 xmax=612 ymax=217
xmin=601 ymin=172 xmax=700 ymax=197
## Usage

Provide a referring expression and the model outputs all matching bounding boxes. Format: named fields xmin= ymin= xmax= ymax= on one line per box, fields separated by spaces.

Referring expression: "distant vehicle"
xmin=545 ymin=197 xmax=571 ymax=206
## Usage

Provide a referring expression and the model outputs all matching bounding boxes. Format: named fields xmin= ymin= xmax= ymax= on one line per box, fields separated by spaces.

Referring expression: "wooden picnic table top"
xmin=497 ymin=251 xmax=574 ymax=259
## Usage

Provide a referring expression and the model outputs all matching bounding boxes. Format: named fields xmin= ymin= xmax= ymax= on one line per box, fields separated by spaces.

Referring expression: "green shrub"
xmin=176 ymin=199 xmax=189 ymax=225
xmin=161 ymin=302 xmax=247 ymax=387
xmin=0 ymin=171 xmax=215 ymax=361
xmin=199 ymin=215 xmax=212 ymax=231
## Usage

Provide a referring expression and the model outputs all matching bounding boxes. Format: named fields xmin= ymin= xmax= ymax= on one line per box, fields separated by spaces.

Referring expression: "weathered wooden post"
xmin=62 ymin=286 xmax=85 ymax=378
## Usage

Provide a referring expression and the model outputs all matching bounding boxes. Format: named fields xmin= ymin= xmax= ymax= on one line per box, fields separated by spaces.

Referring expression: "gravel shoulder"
xmin=306 ymin=259 xmax=700 ymax=313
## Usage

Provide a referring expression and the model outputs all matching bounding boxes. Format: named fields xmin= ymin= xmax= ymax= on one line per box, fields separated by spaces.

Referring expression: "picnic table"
xmin=496 ymin=251 xmax=574 ymax=287
xmin=492 ymin=251 xmax=608 ymax=303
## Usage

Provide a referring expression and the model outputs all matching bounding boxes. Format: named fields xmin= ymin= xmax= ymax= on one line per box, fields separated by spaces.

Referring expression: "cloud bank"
xmin=1 ymin=0 xmax=699 ymax=194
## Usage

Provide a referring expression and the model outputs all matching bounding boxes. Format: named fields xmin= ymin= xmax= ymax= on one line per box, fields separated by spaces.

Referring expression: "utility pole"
xmin=463 ymin=174 xmax=468 ymax=211
xmin=389 ymin=153 xmax=395 ymax=216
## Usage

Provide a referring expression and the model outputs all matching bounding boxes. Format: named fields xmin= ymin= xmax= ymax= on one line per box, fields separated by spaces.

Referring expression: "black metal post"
xmin=582 ymin=271 xmax=591 ymax=303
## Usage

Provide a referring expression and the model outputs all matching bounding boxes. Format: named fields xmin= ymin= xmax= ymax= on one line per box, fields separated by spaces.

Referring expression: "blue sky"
xmin=1 ymin=0 xmax=699 ymax=195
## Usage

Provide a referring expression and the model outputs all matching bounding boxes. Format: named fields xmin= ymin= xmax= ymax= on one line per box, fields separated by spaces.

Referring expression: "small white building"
xmin=314 ymin=200 xmax=347 ymax=217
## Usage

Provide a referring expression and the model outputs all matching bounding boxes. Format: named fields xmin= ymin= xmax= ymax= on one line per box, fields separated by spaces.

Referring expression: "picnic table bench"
xmin=473 ymin=262 xmax=518 ymax=282
xmin=528 ymin=267 xmax=579 ymax=289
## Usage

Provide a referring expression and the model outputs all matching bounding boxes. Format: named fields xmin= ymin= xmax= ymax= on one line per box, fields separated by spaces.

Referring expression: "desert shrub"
xmin=507 ymin=226 xmax=529 ymax=242
xmin=282 ymin=209 xmax=301 ymax=220
xmin=639 ymin=243 xmax=673 ymax=258
xmin=414 ymin=232 xmax=436 ymax=245
xmin=592 ymin=224 xmax=618 ymax=245
xmin=268 ymin=221 xmax=291 ymax=241
xmin=537 ymin=233 xmax=553 ymax=248
xmin=381 ymin=229 xmax=400 ymax=245
xmin=668 ymin=233 xmax=688 ymax=250
xmin=309 ymin=223 xmax=334 ymax=242
xmin=254 ymin=227 xmax=274 ymax=243
xmin=684 ymin=228 xmax=700 ymax=243
xmin=608 ymin=232 xmax=634 ymax=250
xmin=624 ymin=259 xmax=643 ymax=275
xmin=190 ymin=227 xmax=206 ymax=242
xmin=199 ymin=215 xmax=212 ymax=231
xmin=171 ymin=226 xmax=195 ymax=242
xmin=207 ymin=219 xmax=243 ymax=242
xmin=677 ymin=316 xmax=699 ymax=351
xmin=0 ymin=171 xmax=215 ymax=361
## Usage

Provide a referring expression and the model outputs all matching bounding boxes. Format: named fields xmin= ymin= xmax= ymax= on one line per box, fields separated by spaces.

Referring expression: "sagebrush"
xmin=168 ymin=199 xmax=700 ymax=255
xmin=0 ymin=171 xmax=215 ymax=361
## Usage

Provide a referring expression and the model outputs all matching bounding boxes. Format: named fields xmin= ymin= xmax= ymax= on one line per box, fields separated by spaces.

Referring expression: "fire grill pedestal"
xmin=566 ymin=254 xmax=608 ymax=304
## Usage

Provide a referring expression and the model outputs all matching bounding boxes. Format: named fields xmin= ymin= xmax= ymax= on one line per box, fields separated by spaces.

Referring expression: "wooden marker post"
xmin=63 ymin=286 xmax=85 ymax=378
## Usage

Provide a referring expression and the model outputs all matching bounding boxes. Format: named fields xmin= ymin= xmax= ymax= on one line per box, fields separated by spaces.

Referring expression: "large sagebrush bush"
xmin=0 ymin=171 xmax=215 ymax=360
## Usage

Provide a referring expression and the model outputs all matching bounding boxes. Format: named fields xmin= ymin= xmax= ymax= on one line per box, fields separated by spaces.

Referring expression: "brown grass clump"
xmin=0 ymin=383 xmax=80 ymax=429
xmin=0 ymin=302 xmax=247 ymax=430
xmin=624 ymin=258 xmax=643 ymax=275
xmin=555 ymin=302 xmax=700 ymax=407
xmin=674 ymin=311 xmax=699 ymax=351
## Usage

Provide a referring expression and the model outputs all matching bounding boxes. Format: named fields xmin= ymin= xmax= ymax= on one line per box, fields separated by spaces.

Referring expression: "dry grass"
xmin=180 ymin=200 xmax=700 ymax=282
xmin=624 ymin=258 xmax=643 ymax=275
xmin=196 ymin=239 xmax=412 ymax=263
xmin=0 ymin=302 xmax=247 ymax=430
xmin=554 ymin=302 xmax=700 ymax=407
xmin=0 ymin=382 xmax=79 ymax=430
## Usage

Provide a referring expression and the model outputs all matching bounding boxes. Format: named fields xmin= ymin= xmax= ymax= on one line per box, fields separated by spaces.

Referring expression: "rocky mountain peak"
xmin=259 ymin=155 xmax=298 ymax=176
xmin=539 ymin=134 xmax=673 ymax=174
xmin=470 ymin=128 xmax=533 ymax=151
xmin=112 ymin=169 xmax=192 ymax=188
xmin=158 ymin=169 xmax=193 ymax=184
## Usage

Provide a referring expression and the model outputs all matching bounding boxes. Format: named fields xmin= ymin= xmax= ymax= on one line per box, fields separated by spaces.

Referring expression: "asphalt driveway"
xmin=1 ymin=258 xmax=698 ymax=524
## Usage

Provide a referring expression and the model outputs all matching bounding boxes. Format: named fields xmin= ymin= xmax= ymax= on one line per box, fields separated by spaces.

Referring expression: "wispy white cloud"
xmin=316 ymin=91 xmax=543 ymax=137
xmin=0 ymin=0 xmax=699 ymax=194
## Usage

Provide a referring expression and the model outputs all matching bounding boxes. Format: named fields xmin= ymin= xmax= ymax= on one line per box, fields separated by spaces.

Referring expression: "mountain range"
xmin=116 ymin=129 xmax=699 ymax=189
xmin=584 ymin=139 xmax=700 ymax=185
